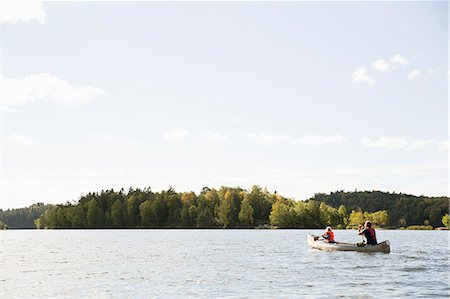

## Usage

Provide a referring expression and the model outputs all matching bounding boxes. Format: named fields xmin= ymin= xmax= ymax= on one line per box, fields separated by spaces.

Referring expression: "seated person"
xmin=358 ymin=221 xmax=377 ymax=245
xmin=322 ymin=226 xmax=336 ymax=243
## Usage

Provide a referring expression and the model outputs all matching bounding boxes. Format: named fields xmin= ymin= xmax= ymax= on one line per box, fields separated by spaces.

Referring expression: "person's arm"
xmin=358 ymin=228 xmax=366 ymax=236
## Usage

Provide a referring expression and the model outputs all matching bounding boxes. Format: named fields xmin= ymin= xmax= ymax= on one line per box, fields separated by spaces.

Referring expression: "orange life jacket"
xmin=322 ymin=230 xmax=335 ymax=242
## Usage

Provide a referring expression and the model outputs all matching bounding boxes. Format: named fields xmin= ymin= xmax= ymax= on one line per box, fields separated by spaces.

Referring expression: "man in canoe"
xmin=358 ymin=221 xmax=377 ymax=245
xmin=321 ymin=226 xmax=336 ymax=243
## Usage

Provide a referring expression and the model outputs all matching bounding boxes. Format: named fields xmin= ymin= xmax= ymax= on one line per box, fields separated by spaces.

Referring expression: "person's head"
xmin=326 ymin=226 xmax=332 ymax=231
xmin=365 ymin=221 xmax=372 ymax=228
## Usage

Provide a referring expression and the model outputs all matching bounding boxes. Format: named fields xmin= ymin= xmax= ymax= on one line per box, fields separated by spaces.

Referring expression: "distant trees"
xmin=2 ymin=188 xmax=447 ymax=230
xmin=347 ymin=210 xmax=388 ymax=228
xmin=33 ymin=186 xmax=275 ymax=229
xmin=268 ymin=199 xmax=389 ymax=229
xmin=312 ymin=191 xmax=448 ymax=227
xmin=0 ymin=203 xmax=53 ymax=229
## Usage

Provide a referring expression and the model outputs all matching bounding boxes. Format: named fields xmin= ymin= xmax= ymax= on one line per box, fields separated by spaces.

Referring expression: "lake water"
xmin=1 ymin=229 xmax=449 ymax=298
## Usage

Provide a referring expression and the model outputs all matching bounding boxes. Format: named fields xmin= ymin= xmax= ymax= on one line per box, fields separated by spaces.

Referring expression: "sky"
xmin=0 ymin=1 xmax=448 ymax=209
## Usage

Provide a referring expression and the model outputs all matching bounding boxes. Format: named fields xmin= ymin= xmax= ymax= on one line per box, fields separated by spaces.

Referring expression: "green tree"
xmin=126 ymin=196 xmax=140 ymax=228
xmin=319 ymin=202 xmax=340 ymax=227
xmin=87 ymin=199 xmax=104 ymax=228
xmin=305 ymin=200 xmax=321 ymax=228
xmin=180 ymin=192 xmax=197 ymax=226
xmin=269 ymin=201 xmax=295 ymax=228
xmin=217 ymin=190 xmax=240 ymax=228
xmin=371 ymin=210 xmax=388 ymax=227
xmin=152 ymin=196 xmax=168 ymax=227
xmin=442 ymin=214 xmax=449 ymax=228
xmin=347 ymin=210 xmax=364 ymax=228
xmin=111 ymin=199 xmax=125 ymax=228
xmin=0 ymin=220 xmax=9 ymax=229
xmin=166 ymin=193 xmax=182 ymax=225
xmin=238 ymin=198 xmax=254 ymax=227
xmin=104 ymin=211 xmax=112 ymax=228
xmin=67 ymin=205 xmax=87 ymax=228
xmin=338 ymin=205 xmax=348 ymax=228
xmin=139 ymin=200 xmax=153 ymax=228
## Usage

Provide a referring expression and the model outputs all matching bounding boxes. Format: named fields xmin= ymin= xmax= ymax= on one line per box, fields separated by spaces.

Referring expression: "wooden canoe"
xmin=307 ymin=233 xmax=390 ymax=253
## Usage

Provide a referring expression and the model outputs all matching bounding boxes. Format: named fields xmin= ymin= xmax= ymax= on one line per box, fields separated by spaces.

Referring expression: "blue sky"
xmin=1 ymin=1 xmax=448 ymax=208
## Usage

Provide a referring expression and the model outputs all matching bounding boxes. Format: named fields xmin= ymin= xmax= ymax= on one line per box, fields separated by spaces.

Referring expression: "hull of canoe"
xmin=307 ymin=233 xmax=390 ymax=253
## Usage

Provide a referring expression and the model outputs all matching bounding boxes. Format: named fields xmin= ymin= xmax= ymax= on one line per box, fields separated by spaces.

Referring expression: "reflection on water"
xmin=1 ymin=229 xmax=449 ymax=298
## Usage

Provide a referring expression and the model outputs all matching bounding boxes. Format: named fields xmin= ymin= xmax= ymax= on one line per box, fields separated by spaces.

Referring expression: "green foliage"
xmin=217 ymin=189 xmax=240 ymax=228
xmin=312 ymin=191 xmax=448 ymax=227
xmin=126 ymin=196 xmax=140 ymax=228
xmin=406 ymin=225 xmax=434 ymax=230
xmin=31 ymin=188 xmax=447 ymax=230
xmin=139 ymin=200 xmax=153 ymax=228
xmin=67 ymin=204 xmax=87 ymax=228
xmin=442 ymin=214 xmax=449 ymax=228
xmin=0 ymin=203 xmax=53 ymax=228
xmin=347 ymin=209 xmax=388 ymax=228
xmin=0 ymin=220 xmax=8 ymax=229
xmin=87 ymin=199 xmax=103 ymax=228
xmin=111 ymin=199 xmax=125 ymax=228
xmin=338 ymin=205 xmax=348 ymax=228
xmin=269 ymin=201 xmax=296 ymax=228
xmin=370 ymin=210 xmax=389 ymax=227
xmin=238 ymin=198 xmax=254 ymax=227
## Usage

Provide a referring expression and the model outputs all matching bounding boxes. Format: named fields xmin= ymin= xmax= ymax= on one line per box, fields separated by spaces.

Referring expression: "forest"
xmin=311 ymin=190 xmax=448 ymax=228
xmin=1 ymin=187 xmax=448 ymax=229
xmin=0 ymin=203 xmax=52 ymax=229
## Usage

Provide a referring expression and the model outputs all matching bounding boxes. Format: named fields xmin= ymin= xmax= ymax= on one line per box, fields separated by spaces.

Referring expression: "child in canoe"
xmin=321 ymin=226 xmax=336 ymax=243
xmin=358 ymin=221 xmax=377 ymax=245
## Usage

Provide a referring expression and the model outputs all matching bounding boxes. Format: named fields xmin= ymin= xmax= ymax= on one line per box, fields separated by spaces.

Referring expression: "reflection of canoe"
xmin=307 ymin=233 xmax=390 ymax=253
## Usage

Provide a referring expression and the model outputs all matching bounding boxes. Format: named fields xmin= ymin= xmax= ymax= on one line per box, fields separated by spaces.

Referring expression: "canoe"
xmin=307 ymin=233 xmax=390 ymax=253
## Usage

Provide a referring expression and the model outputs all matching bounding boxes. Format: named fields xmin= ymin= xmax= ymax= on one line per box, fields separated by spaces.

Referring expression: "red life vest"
xmin=322 ymin=230 xmax=335 ymax=242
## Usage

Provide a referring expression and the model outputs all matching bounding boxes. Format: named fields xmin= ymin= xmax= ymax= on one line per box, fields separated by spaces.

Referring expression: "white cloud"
xmin=88 ymin=134 xmax=115 ymax=143
xmin=199 ymin=132 xmax=228 ymax=143
xmin=371 ymin=59 xmax=391 ymax=72
xmin=371 ymin=54 xmax=408 ymax=72
xmin=247 ymin=132 xmax=291 ymax=145
xmin=405 ymin=140 xmax=434 ymax=151
xmin=163 ymin=128 xmax=190 ymax=141
xmin=6 ymin=134 xmax=39 ymax=146
xmin=352 ymin=68 xmax=374 ymax=84
xmin=0 ymin=1 xmax=46 ymax=24
xmin=296 ymin=135 xmax=347 ymax=145
xmin=361 ymin=137 xmax=433 ymax=151
xmin=407 ymin=69 xmax=421 ymax=80
xmin=438 ymin=140 xmax=449 ymax=151
xmin=1 ymin=73 xmax=106 ymax=106
xmin=390 ymin=54 xmax=408 ymax=65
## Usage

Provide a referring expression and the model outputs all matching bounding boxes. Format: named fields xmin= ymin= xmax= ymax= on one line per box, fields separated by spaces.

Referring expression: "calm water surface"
xmin=1 ymin=229 xmax=449 ymax=298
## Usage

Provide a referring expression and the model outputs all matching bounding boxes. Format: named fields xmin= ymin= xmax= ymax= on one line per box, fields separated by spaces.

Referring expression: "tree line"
xmin=312 ymin=190 xmax=449 ymax=228
xmin=0 ymin=203 xmax=52 ymax=229
xmin=35 ymin=186 xmax=392 ymax=229
xmin=2 ymin=187 xmax=448 ymax=229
